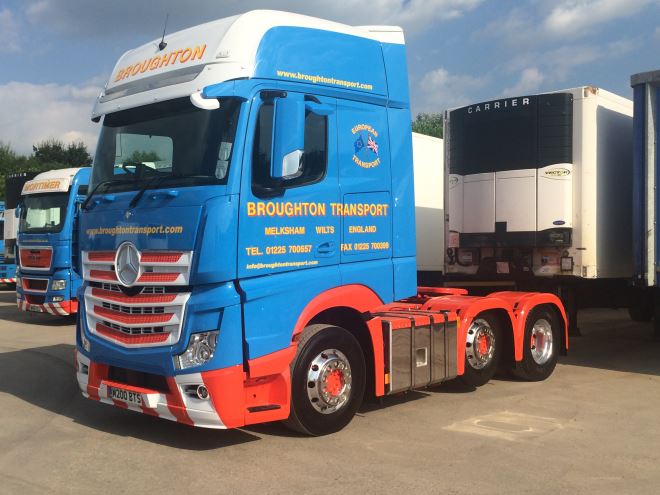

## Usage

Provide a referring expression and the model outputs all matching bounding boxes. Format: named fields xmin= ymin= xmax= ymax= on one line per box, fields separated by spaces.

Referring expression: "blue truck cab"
xmin=75 ymin=10 xmax=566 ymax=435
xmin=16 ymin=167 xmax=90 ymax=315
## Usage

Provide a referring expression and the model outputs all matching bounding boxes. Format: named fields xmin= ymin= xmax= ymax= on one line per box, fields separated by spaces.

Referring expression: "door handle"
xmin=316 ymin=241 xmax=336 ymax=257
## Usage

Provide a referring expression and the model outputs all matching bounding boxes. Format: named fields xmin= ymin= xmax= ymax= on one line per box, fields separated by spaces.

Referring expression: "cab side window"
xmin=252 ymin=102 xmax=327 ymax=195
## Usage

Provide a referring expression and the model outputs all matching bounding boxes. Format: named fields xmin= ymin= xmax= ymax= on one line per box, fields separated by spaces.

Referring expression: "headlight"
xmin=80 ymin=331 xmax=91 ymax=352
xmin=175 ymin=331 xmax=218 ymax=370
xmin=51 ymin=279 xmax=67 ymax=291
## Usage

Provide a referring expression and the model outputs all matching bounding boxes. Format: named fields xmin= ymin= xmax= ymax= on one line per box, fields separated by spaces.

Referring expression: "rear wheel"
xmin=512 ymin=306 xmax=560 ymax=381
xmin=458 ymin=313 xmax=501 ymax=387
xmin=284 ymin=324 xmax=365 ymax=436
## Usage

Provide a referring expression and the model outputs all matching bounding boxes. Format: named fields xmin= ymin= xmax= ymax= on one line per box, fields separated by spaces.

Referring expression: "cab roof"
xmin=22 ymin=167 xmax=88 ymax=195
xmin=94 ymin=10 xmax=405 ymax=118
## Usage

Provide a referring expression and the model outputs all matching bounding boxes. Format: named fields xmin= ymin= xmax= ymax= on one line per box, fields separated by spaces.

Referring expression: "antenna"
xmin=158 ymin=13 xmax=169 ymax=51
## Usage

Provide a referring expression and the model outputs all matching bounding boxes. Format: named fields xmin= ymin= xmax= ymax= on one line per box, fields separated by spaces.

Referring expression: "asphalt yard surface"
xmin=0 ymin=288 xmax=659 ymax=494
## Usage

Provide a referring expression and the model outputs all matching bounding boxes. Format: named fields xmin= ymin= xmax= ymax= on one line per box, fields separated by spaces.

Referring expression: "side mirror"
xmin=271 ymin=95 xmax=305 ymax=180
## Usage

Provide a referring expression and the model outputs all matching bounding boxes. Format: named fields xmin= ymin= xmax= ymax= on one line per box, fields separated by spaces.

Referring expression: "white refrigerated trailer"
xmin=441 ymin=87 xmax=633 ymax=332
xmin=412 ymin=132 xmax=444 ymax=275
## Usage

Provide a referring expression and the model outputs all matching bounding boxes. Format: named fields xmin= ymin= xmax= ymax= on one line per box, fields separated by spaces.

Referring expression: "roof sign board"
xmin=22 ymin=178 xmax=72 ymax=195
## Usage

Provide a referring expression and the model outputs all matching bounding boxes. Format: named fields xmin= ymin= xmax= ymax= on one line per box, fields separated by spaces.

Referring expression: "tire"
xmin=458 ymin=313 xmax=502 ymax=387
xmin=512 ymin=306 xmax=560 ymax=381
xmin=283 ymin=324 xmax=365 ymax=436
xmin=628 ymin=304 xmax=653 ymax=322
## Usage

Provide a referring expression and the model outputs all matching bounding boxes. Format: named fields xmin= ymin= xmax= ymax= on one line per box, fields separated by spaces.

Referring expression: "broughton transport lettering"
xmin=114 ymin=44 xmax=207 ymax=83
xmin=248 ymin=202 xmax=326 ymax=217
xmin=331 ymin=203 xmax=388 ymax=217
xmin=247 ymin=202 xmax=389 ymax=217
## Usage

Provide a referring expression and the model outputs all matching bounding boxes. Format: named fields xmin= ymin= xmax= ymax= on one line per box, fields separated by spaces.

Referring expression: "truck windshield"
xmin=91 ymin=96 xmax=242 ymax=192
xmin=20 ymin=193 xmax=69 ymax=233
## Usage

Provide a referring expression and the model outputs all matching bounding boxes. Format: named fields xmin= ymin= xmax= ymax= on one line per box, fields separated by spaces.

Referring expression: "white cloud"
xmin=477 ymin=7 xmax=535 ymax=46
xmin=416 ymin=67 xmax=489 ymax=111
xmin=502 ymin=67 xmax=545 ymax=96
xmin=0 ymin=81 xmax=102 ymax=155
xmin=544 ymin=0 xmax=655 ymax=38
xmin=539 ymin=38 xmax=638 ymax=81
xmin=481 ymin=0 xmax=657 ymax=45
xmin=24 ymin=0 xmax=483 ymax=38
xmin=0 ymin=8 xmax=20 ymax=53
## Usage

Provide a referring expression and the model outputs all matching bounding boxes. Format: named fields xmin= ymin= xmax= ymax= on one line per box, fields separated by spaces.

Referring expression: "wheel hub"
xmin=466 ymin=319 xmax=495 ymax=370
xmin=306 ymin=349 xmax=352 ymax=414
xmin=530 ymin=318 xmax=554 ymax=365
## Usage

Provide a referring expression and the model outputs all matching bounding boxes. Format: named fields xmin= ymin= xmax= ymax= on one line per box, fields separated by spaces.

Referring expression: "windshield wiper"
xmin=129 ymin=174 xmax=170 ymax=208
xmin=128 ymin=173 xmax=219 ymax=209
xmin=82 ymin=178 xmax=134 ymax=210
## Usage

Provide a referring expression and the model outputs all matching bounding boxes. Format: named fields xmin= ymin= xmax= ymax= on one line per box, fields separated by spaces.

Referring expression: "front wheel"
xmin=458 ymin=313 xmax=502 ymax=387
xmin=512 ymin=306 xmax=560 ymax=381
xmin=284 ymin=324 xmax=365 ymax=436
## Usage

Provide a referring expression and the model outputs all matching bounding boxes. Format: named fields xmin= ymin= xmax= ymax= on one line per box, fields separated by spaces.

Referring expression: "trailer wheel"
xmin=512 ymin=306 xmax=560 ymax=381
xmin=284 ymin=324 xmax=365 ymax=436
xmin=458 ymin=313 xmax=501 ymax=387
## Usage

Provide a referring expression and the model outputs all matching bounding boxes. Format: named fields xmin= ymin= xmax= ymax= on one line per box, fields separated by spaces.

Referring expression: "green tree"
xmin=412 ymin=113 xmax=443 ymax=139
xmin=129 ymin=150 xmax=162 ymax=163
xmin=0 ymin=139 xmax=92 ymax=201
xmin=0 ymin=142 xmax=44 ymax=201
xmin=65 ymin=141 xmax=93 ymax=166
xmin=33 ymin=138 xmax=92 ymax=167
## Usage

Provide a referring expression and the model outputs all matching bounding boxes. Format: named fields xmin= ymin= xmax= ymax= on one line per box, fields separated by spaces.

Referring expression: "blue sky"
xmin=0 ymin=0 xmax=658 ymax=154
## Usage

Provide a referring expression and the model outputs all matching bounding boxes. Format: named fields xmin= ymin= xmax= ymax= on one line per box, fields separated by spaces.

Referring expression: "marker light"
xmin=175 ymin=331 xmax=218 ymax=370
xmin=51 ymin=279 xmax=67 ymax=291
xmin=52 ymin=296 xmax=64 ymax=302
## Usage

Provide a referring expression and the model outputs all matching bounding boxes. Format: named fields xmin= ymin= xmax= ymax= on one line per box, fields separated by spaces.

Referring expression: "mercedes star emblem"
xmin=115 ymin=242 xmax=141 ymax=287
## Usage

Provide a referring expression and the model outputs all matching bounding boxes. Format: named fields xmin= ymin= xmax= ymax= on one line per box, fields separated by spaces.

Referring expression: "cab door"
xmin=237 ymin=91 xmax=339 ymax=279
xmin=237 ymin=90 xmax=340 ymax=359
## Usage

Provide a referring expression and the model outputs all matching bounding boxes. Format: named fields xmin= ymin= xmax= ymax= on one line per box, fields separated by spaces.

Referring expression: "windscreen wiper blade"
xmin=128 ymin=173 xmax=218 ymax=209
xmin=81 ymin=178 xmax=134 ymax=210
xmin=128 ymin=175 xmax=170 ymax=208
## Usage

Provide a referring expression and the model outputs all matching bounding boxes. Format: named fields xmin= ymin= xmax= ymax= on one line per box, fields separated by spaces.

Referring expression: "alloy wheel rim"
xmin=530 ymin=318 xmax=554 ymax=365
xmin=306 ymin=349 xmax=352 ymax=414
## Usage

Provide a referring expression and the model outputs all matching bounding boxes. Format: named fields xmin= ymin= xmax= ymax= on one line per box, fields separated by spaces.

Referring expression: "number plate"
xmin=109 ymin=387 xmax=143 ymax=406
xmin=29 ymin=304 xmax=44 ymax=313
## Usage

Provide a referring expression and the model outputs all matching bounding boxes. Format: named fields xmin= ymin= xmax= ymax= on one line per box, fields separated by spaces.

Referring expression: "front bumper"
xmin=16 ymin=268 xmax=78 ymax=315
xmin=17 ymin=298 xmax=77 ymax=315
xmin=75 ymin=349 xmax=236 ymax=428
xmin=74 ymin=347 xmax=295 ymax=429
